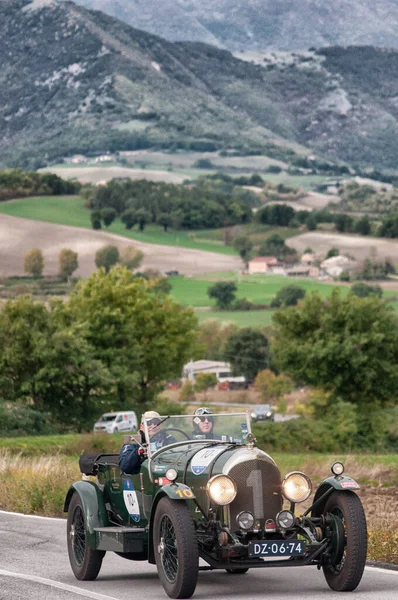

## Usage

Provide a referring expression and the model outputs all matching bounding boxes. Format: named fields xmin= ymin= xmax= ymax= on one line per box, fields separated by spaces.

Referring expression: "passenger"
xmin=192 ymin=407 xmax=221 ymax=440
xmin=140 ymin=411 xmax=176 ymax=451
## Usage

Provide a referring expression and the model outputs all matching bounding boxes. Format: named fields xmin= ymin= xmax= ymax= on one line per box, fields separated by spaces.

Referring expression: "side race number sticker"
xmin=191 ymin=446 xmax=226 ymax=475
xmin=123 ymin=478 xmax=140 ymax=522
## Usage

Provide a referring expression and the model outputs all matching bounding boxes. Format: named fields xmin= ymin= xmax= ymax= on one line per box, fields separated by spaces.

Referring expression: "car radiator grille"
xmin=228 ymin=458 xmax=282 ymax=530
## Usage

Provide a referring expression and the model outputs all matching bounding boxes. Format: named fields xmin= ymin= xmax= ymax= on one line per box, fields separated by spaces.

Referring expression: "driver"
xmin=192 ymin=407 xmax=221 ymax=440
xmin=140 ymin=411 xmax=176 ymax=450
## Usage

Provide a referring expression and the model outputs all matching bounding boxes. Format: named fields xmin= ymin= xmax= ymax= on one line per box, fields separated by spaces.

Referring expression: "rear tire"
xmin=322 ymin=491 xmax=367 ymax=591
xmin=153 ymin=497 xmax=198 ymax=599
xmin=67 ymin=493 xmax=105 ymax=580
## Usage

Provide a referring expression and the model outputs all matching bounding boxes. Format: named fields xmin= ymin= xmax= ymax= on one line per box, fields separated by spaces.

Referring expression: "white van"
xmin=93 ymin=411 xmax=138 ymax=434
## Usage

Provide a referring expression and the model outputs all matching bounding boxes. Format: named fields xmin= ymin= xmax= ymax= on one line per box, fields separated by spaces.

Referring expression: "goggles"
xmin=197 ymin=416 xmax=214 ymax=423
xmin=147 ymin=418 xmax=161 ymax=427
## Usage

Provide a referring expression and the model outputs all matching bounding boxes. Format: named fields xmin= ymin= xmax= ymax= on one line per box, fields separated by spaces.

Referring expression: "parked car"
xmin=66 ymin=412 xmax=367 ymax=599
xmin=251 ymin=404 xmax=275 ymax=422
xmin=93 ymin=411 xmax=138 ymax=434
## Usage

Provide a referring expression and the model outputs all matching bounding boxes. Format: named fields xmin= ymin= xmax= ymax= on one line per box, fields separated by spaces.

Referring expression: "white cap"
xmin=141 ymin=410 xmax=160 ymax=423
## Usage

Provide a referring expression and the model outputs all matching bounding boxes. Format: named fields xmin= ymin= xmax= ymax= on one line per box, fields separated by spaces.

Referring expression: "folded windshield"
xmin=143 ymin=412 xmax=251 ymax=456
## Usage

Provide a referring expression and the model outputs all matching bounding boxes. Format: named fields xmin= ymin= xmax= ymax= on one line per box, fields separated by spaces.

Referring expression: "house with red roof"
xmin=248 ymin=256 xmax=281 ymax=274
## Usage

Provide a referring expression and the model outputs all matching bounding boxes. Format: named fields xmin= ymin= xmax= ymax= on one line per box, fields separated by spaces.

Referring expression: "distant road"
xmin=0 ymin=214 xmax=242 ymax=277
xmin=0 ymin=511 xmax=397 ymax=600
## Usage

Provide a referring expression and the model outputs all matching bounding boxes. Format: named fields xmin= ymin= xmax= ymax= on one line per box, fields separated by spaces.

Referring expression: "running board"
xmin=94 ymin=526 xmax=147 ymax=552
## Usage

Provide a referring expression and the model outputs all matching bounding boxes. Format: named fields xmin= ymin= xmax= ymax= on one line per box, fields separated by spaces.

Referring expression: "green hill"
xmin=1 ymin=1 xmax=398 ymax=169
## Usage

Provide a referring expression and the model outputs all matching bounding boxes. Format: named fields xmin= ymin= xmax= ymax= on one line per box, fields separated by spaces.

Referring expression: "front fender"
xmin=311 ymin=475 xmax=360 ymax=517
xmin=148 ymin=483 xmax=196 ymax=564
xmin=64 ymin=480 xmax=109 ymax=548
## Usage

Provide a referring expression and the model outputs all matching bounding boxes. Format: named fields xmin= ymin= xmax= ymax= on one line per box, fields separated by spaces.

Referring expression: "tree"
xmin=59 ymin=249 xmax=78 ymax=280
xmin=355 ymin=215 xmax=371 ymax=236
xmin=271 ymin=285 xmax=306 ymax=308
xmin=195 ymin=372 xmax=217 ymax=392
xmin=95 ymin=245 xmax=120 ymax=273
xmin=68 ymin=266 xmax=198 ymax=410
xmin=101 ymin=207 xmax=117 ymax=228
xmin=121 ymin=209 xmax=137 ymax=230
xmin=257 ymin=234 xmax=296 ymax=261
xmin=135 ymin=208 xmax=151 ymax=231
xmin=120 ymin=246 xmax=144 ymax=271
xmin=208 ymin=281 xmax=237 ymax=309
xmin=351 ymin=282 xmax=382 ymax=298
xmin=0 ymin=296 xmax=109 ymax=429
xmin=254 ymin=369 xmax=293 ymax=402
xmin=224 ymin=328 xmax=270 ymax=381
xmin=335 ymin=214 xmax=354 ymax=233
xmin=157 ymin=213 xmax=173 ymax=232
xmin=91 ymin=210 xmax=102 ymax=230
xmin=273 ymin=290 xmax=398 ymax=414
xmin=306 ymin=214 xmax=317 ymax=231
xmin=197 ymin=320 xmax=238 ymax=361
xmin=232 ymin=236 xmax=253 ymax=268
xmin=326 ymin=247 xmax=339 ymax=259
xmin=24 ymin=248 xmax=44 ymax=278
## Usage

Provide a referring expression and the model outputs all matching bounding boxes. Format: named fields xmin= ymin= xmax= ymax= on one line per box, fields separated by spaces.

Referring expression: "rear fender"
xmin=64 ymin=480 xmax=109 ymax=548
xmin=148 ymin=483 xmax=196 ymax=564
xmin=311 ymin=475 xmax=360 ymax=517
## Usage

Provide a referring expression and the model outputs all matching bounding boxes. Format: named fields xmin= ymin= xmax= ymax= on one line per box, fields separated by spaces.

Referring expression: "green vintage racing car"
xmin=65 ymin=412 xmax=367 ymax=599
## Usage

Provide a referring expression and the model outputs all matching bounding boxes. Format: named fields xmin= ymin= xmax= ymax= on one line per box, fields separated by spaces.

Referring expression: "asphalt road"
xmin=0 ymin=511 xmax=397 ymax=600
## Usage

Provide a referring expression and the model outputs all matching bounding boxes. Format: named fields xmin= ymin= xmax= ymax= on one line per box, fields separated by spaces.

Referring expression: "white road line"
xmin=0 ymin=569 xmax=118 ymax=600
xmin=0 ymin=509 xmax=63 ymax=521
xmin=366 ymin=566 xmax=398 ymax=575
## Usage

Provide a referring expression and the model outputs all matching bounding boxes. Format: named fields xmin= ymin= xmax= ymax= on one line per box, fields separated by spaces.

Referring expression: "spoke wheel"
xmin=153 ymin=497 xmax=198 ymax=599
xmin=67 ymin=493 xmax=105 ymax=580
xmin=322 ymin=491 xmax=367 ymax=591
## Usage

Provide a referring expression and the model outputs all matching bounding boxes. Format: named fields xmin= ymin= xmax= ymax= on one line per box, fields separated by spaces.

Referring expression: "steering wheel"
xmin=152 ymin=427 xmax=191 ymax=441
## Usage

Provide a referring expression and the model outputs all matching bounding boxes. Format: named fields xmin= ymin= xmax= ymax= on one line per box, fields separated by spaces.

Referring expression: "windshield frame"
xmin=143 ymin=412 xmax=252 ymax=461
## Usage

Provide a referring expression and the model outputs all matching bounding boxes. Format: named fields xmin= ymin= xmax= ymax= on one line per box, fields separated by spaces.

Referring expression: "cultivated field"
xmin=39 ymin=165 xmax=188 ymax=185
xmin=0 ymin=213 xmax=241 ymax=278
xmin=288 ymin=231 xmax=398 ymax=262
xmin=266 ymin=191 xmax=341 ymax=212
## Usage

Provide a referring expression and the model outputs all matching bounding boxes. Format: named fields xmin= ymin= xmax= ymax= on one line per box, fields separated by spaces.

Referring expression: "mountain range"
xmin=68 ymin=0 xmax=398 ymax=52
xmin=1 ymin=0 xmax=398 ymax=169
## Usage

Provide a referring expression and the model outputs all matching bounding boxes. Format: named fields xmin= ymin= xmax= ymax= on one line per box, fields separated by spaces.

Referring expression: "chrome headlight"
xmin=331 ymin=461 xmax=344 ymax=476
xmin=207 ymin=475 xmax=237 ymax=506
xmin=282 ymin=472 xmax=312 ymax=503
xmin=251 ymin=412 xmax=256 ymax=418
xmin=236 ymin=511 xmax=254 ymax=530
xmin=276 ymin=510 xmax=295 ymax=529
xmin=166 ymin=468 xmax=178 ymax=482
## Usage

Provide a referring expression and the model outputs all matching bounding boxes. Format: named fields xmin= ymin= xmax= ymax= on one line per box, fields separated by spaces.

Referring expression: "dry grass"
xmin=0 ymin=450 xmax=79 ymax=516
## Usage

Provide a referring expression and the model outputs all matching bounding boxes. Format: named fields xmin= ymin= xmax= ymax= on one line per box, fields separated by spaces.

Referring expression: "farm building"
xmin=248 ymin=256 xmax=280 ymax=274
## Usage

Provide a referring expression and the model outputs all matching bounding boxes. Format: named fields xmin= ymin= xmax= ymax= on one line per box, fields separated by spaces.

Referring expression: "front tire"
xmin=322 ymin=491 xmax=367 ymax=591
xmin=153 ymin=497 xmax=198 ymax=599
xmin=67 ymin=493 xmax=105 ymax=580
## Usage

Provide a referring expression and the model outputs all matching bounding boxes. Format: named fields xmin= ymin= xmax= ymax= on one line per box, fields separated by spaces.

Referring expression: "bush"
xmin=271 ymin=285 xmax=306 ymax=308
xmin=0 ymin=403 xmax=55 ymax=437
xmin=351 ymin=282 xmax=383 ymax=298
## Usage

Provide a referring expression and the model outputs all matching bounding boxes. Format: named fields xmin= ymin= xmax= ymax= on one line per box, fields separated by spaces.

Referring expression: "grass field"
xmin=172 ymin=274 xmax=348 ymax=307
